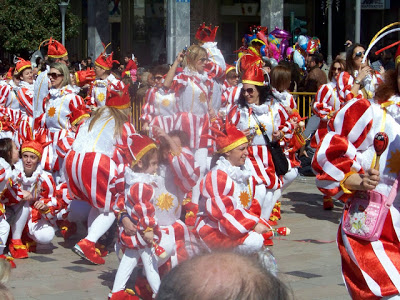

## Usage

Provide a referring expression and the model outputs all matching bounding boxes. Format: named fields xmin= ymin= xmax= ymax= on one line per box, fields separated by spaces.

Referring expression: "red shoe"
xmin=9 ymin=239 xmax=28 ymax=259
xmin=58 ymin=220 xmax=77 ymax=240
xmin=95 ymin=242 xmax=109 ymax=257
xmin=109 ymin=289 xmax=140 ymax=300
xmin=263 ymin=239 xmax=274 ymax=246
xmin=267 ymin=219 xmax=278 ymax=226
xmin=272 ymin=201 xmax=281 ymax=220
xmin=323 ymin=196 xmax=334 ymax=210
xmin=0 ymin=254 xmax=16 ymax=268
xmin=72 ymin=239 xmax=105 ymax=265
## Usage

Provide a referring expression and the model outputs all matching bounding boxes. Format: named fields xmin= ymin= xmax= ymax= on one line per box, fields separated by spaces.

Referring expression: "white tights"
xmin=11 ymin=202 xmax=30 ymax=240
xmin=85 ymin=207 xmax=115 ymax=243
xmin=0 ymin=217 xmax=10 ymax=255
xmin=28 ymin=219 xmax=55 ymax=244
xmin=112 ymin=234 xmax=173 ymax=295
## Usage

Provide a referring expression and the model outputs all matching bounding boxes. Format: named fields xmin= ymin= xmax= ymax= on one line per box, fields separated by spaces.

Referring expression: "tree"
xmin=0 ymin=0 xmax=81 ymax=57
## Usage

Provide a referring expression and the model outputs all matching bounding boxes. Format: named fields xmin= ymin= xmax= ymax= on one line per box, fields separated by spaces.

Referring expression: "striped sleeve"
xmin=17 ymin=88 xmax=34 ymax=117
xmin=140 ymin=88 xmax=156 ymax=123
xmin=168 ymin=147 xmax=200 ymax=193
xmin=312 ymin=98 xmax=373 ymax=201
xmin=336 ymin=71 xmax=363 ymax=103
xmin=128 ymin=182 xmax=156 ymax=232
xmin=313 ymin=84 xmax=334 ymax=120
xmin=201 ymin=169 xmax=259 ymax=238
xmin=0 ymin=85 xmax=11 ymax=106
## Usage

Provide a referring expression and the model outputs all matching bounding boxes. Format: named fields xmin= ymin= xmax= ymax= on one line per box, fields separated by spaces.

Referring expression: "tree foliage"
xmin=0 ymin=0 xmax=80 ymax=56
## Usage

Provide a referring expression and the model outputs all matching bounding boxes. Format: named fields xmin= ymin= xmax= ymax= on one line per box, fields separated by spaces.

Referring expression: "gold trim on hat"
xmin=21 ymin=147 xmax=41 ymax=159
xmin=131 ymin=143 xmax=157 ymax=167
xmin=218 ymin=136 xmax=248 ymax=154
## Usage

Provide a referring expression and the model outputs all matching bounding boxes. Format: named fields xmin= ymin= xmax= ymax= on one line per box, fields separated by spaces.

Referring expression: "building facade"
xmin=66 ymin=0 xmax=400 ymax=67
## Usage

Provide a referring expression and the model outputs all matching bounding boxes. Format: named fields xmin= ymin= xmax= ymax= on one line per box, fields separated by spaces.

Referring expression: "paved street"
xmin=8 ymin=175 xmax=350 ymax=300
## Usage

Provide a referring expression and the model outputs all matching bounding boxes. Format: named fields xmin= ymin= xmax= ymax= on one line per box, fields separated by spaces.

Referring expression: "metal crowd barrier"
xmin=290 ymin=92 xmax=316 ymax=120
xmin=131 ymin=91 xmax=317 ymax=129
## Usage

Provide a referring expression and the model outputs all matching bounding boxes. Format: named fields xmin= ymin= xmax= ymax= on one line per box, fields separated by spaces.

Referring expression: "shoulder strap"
xmin=250 ymin=109 xmax=271 ymax=146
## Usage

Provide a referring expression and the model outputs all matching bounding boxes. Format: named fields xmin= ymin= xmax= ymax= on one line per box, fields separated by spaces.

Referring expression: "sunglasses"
xmin=241 ymin=88 xmax=255 ymax=95
xmin=154 ymin=76 xmax=163 ymax=80
xmin=354 ymin=51 xmax=365 ymax=58
xmin=47 ymin=72 xmax=64 ymax=79
xmin=332 ymin=67 xmax=342 ymax=72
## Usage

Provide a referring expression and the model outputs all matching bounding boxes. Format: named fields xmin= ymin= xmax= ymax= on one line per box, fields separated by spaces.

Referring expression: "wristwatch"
xmin=354 ymin=79 xmax=361 ymax=85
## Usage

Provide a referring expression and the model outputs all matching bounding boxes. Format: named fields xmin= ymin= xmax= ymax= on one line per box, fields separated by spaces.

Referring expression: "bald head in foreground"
xmin=156 ymin=251 xmax=291 ymax=300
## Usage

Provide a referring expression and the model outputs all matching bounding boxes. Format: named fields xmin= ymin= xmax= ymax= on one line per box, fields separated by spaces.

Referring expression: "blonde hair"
xmin=88 ymin=106 xmax=131 ymax=138
xmin=183 ymin=45 xmax=207 ymax=71
xmin=49 ymin=62 xmax=71 ymax=87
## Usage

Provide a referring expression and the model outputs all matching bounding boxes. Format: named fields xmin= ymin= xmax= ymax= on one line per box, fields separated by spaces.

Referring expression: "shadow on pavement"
xmin=283 ymin=191 xmax=344 ymax=224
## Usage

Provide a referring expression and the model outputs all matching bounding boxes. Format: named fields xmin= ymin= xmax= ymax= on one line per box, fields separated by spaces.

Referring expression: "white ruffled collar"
xmin=49 ymin=85 xmax=74 ymax=98
xmin=247 ymin=102 xmax=270 ymax=115
xmin=19 ymin=80 xmax=34 ymax=90
xmin=124 ymin=167 xmax=160 ymax=186
xmin=94 ymin=74 xmax=116 ymax=86
xmin=215 ymin=156 xmax=251 ymax=184
xmin=271 ymin=88 xmax=287 ymax=103
xmin=183 ymin=67 xmax=209 ymax=82
xmin=14 ymin=160 xmax=42 ymax=186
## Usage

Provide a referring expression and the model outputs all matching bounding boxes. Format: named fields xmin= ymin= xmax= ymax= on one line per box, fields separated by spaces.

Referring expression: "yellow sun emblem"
xmin=199 ymin=92 xmax=207 ymax=103
xmin=156 ymin=193 xmax=174 ymax=211
xmin=239 ymin=191 xmax=250 ymax=208
xmin=98 ymin=92 xmax=105 ymax=102
xmin=387 ymin=149 xmax=400 ymax=174
xmin=161 ymin=99 xmax=170 ymax=107
xmin=48 ymin=107 xmax=56 ymax=118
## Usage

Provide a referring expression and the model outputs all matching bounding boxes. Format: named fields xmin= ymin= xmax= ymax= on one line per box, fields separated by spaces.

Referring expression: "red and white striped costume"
xmin=271 ymin=88 xmax=296 ymax=111
xmin=114 ymin=171 xmax=162 ymax=250
xmin=170 ymin=43 xmax=225 ymax=150
xmin=64 ymin=113 xmax=136 ymax=212
xmin=311 ymin=81 xmax=342 ymax=148
xmin=0 ymin=80 xmax=20 ymax=110
xmin=195 ymin=157 xmax=266 ymax=252
xmin=312 ymin=97 xmax=400 ymax=299
xmin=34 ymin=85 xmax=86 ymax=172
xmin=336 ymin=71 xmax=382 ymax=103
xmin=11 ymin=161 xmax=60 ymax=225
xmin=228 ymin=102 xmax=292 ymax=189
xmin=140 ymin=86 xmax=177 ymax=136
xmin=16 ymin=81 xmax=34 ymax=118
xmin=156 ymin=147 xmax=200 ymax=267
xmin=0 ymin=158 xmax=17 ymax=217
xmin=87 ymin=74 xmax=124 ymax=108
xmin=220 ymin=81 xmax=242 ymax=117
xmin=112 ymin=169 xmax=174 ymax=296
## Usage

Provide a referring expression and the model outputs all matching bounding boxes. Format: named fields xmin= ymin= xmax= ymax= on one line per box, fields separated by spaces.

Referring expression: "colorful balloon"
xmin=269 ymin=27 xmax=291 ymax=40
xmin=298 ymin=35 xmax=308 ymax=51
xmin=293 ymin=50 xmax=305 ymax=69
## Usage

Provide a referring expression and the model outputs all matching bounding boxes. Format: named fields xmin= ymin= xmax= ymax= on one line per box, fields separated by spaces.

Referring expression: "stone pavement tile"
xmin=287 ymin=280 xmax=350 ymax=300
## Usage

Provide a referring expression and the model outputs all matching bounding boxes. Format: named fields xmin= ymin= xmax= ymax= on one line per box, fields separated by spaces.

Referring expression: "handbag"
xmin=250 ymin=110 xmax=289 ymax=176
xmin=342 ymin=175 xmax=399 ymax=242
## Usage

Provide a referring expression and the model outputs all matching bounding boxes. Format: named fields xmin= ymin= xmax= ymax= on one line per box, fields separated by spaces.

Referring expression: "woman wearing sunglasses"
xmin=227 ymin=65 xmax=293 ymax=234
xmin=163 ymin=24 xmax=226 ymax=206
xmin=34 ymin=62 xmax=88 ymax=179
xmin=140 ymin=64 xmax=177 ymax=137
xmin=312 ymin=55 xmax=400 ymax=299
xmin=312 ymin=58 xmax=346 ymax=210
xmin=338 ymin=43 xmax=382 ymax=101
